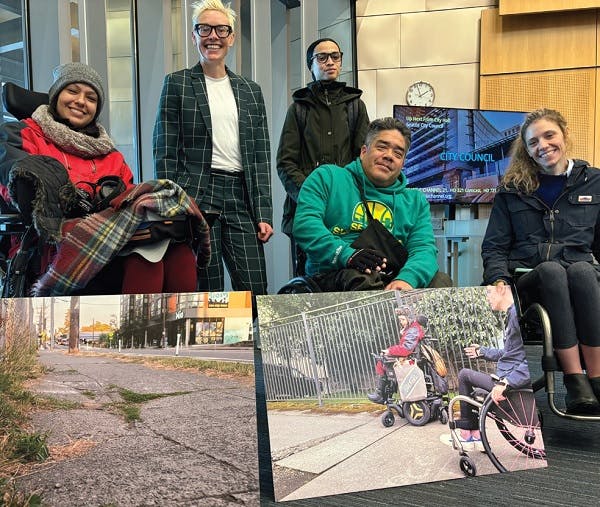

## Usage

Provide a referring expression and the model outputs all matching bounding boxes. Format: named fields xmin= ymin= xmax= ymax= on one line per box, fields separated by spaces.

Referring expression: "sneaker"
xmin=439 ymin=433 xmax=474 ymax=451
xmin=471 ymin=437 xmax=485 ymax=452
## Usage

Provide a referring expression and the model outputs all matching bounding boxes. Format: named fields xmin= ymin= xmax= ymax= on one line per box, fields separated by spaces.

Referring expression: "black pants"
xmin=517 ymin=261 xmax=600 ymax=349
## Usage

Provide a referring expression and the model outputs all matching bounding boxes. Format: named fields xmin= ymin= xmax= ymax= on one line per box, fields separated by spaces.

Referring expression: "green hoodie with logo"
xmin=293 ymin=157 xmax=438 ymax=288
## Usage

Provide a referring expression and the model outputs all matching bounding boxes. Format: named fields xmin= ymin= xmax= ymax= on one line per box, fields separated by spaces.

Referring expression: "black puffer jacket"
xmin=276 ymin=80 xmax=369 ymax=235
xmin=481 ymin=159 xmax=600 ymax=284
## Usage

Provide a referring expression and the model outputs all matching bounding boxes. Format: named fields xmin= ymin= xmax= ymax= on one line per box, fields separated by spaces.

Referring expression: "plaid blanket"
xmin=32 ymin=179 xmax=210 ymax=296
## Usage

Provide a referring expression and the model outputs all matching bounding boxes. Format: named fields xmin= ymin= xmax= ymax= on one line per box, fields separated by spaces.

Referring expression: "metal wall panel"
xmin=356 ymin=0 xmax=427 ymax=17
xmin=375 ymin=64 xmax=479 ymax=118
xmin=356 ymin=14 xmax=401 ymax=70
xmin=400 ymin=8 xmax=484 ymax=67
xmin=356 ymin=0 xmax=495 ymax=16
xmin=357 ymin=69 xmax=377 ymax=120
xmin=427 ymin=0 xmax=496 ymax=10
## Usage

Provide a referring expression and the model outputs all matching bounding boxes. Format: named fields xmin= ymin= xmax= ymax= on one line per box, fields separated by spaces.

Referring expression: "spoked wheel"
xmin=381 ymin=410 xmax=395 ymax=428
xmin=403 ymin=401 xmax=431 ymax=426
xmin=479 ymin=389 xmax=547 ymax=473
xmin=459 ymin=456 xmax=477 ymax=477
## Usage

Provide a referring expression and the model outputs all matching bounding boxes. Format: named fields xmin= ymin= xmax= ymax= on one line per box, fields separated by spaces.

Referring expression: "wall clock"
xmin=406 ymin=81 xmax=435 ymax=106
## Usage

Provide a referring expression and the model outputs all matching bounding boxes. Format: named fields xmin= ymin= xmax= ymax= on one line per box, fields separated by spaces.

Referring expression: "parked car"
xmin=262 ymin=363 xmax=322 ymax=400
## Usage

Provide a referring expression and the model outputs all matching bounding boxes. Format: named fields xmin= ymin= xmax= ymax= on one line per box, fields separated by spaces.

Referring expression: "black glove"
xmin=347 ymin=248 xmax=386 ymax=273
xmin=64 ymin=187 xmax=94 ymax=217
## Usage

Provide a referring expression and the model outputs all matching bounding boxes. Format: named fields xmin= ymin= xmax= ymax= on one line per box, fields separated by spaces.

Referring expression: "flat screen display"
xmin=393 ymin=105 xmax=528 ymax=204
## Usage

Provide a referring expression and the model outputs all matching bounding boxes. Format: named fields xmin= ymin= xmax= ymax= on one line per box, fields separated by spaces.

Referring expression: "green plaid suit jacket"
xmin=152 ymin=63 xmax=272 ymax=225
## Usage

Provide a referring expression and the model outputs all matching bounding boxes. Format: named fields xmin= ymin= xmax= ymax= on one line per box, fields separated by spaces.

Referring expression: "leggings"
xmin=516 ymin=261 xmax=600 ymax=349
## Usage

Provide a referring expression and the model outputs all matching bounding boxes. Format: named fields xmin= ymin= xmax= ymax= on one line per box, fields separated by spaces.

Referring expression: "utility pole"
xmin=50 ymin=297 xmax=55 ymax=349
xmin=162 ymin=293 xmax=167 ymax=348
xmin=69 ymin=296 xmax=80 ymax=353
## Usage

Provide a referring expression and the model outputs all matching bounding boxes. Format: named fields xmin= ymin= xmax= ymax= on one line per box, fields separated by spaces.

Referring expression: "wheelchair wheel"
xmin=403 ymin=401 xmax=431 ymax=426
xmin=439 ymin=406 xmax=449 ymax=425
xmin=459 ymin=456 xmax=477 ymax=477
xmin=479 ymin=390 xmax=547 ymax=473
xmin=277 ymin=276 xmax=321 ymax=294
xmin=381 ymin=411 xmax=395 ymax=428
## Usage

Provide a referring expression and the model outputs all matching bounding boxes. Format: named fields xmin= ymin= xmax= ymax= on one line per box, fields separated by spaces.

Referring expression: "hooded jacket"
xmin=293 ymin=158 xmax=438 ymax=288
xmin=276 ymin=80 xmax=369 ymax=234
xmin=481 ymin=159 xmax=600 ymax=284
xmin=479 ymin=304 xmax=530 ymax=389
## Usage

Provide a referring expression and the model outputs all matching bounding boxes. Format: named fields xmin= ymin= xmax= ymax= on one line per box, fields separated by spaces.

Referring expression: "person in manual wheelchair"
xmin=482 ymin=108 xmax=600 ymax=415
xmin=367 ymin=306 xmax=425 ymax=404
xmin=453 ymin=284 xmax=531 ymax=450
xmin=0 ymin=62 xmax=206 ymax=295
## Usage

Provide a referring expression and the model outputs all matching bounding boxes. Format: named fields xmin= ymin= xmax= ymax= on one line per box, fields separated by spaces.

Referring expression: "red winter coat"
xmin=0 ymin=117 xmax=134 ymax=263
xmin=0 ymin=118 xmax=133 ymax=201
xmin=387 ymin=321 xmax=425 ymax=357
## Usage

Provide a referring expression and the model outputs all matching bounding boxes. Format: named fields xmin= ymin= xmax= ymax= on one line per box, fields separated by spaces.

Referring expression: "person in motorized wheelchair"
xmin=454 ymin=284 xmax=532 ymax=449
xmin=367 ymin=306 xmax=425 ymax=404
xmin=0 ymin=62 xmax=207 ymax=296
xmin=482 ymin=108 xmax=600 ymax=415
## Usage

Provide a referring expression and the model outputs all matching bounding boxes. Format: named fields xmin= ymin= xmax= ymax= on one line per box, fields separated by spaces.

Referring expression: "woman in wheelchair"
xmin=0 ymin=62 xmax=202 ymax=295
xmin=455 ymin=284 xmax=531 ymax=447
xmin=367 ymin=306 xmax=425 ymax=404
xmin=482 ymin=108 xmax=600 ymax=415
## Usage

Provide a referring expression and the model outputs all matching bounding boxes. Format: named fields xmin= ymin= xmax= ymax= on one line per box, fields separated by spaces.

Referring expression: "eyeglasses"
xmin=194 ymin=23 xmax=233 ymax=38
xmin=311 ymin=51 xmax=343 ymax=64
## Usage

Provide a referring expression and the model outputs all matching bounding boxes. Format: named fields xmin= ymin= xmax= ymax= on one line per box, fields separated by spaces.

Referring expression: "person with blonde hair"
xmin=153 ymin=0 xmax=273 ymax=297
xmin=482 ymin=108 xmax=600 ymax=415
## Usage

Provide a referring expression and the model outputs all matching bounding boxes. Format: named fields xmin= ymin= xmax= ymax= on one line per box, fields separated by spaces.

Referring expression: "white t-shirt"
xmin=205 ymin=74 xmax=243 ymax=172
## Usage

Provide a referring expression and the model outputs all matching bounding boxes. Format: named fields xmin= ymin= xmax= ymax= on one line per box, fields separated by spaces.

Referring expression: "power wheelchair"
xmin=0 ymin=82 xmax=49 ymax=297
xmin=1 ymin=82 xmax=210 ymax=298
xmin=371 ymin=336 xmax=450 ymax=428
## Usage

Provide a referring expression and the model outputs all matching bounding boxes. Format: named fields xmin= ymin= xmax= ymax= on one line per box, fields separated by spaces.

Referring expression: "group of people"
xmin=1 ymin=0 xmax=600 ymax=413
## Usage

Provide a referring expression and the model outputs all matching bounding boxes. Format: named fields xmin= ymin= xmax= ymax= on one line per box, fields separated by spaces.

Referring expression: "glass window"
xmin=106 ymin=0 xmax=138 ymax=179
xmin=0 ymin=1 xmax=28 ymax=121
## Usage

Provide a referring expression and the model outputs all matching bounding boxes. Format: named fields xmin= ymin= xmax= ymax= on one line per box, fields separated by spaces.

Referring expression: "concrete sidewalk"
xmin=16 ymin=350 xmax=259 ymax=507
xmin=267 ymin=409 xmax=546 ymax=501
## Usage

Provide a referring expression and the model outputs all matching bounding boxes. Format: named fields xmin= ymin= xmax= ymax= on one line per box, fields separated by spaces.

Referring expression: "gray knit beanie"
xmin=48 ymin=62 xmax=105 ymax=116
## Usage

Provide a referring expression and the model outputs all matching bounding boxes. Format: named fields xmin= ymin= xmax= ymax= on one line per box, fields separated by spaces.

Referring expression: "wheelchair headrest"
xmin=415 ymin=314 xmax=428 ymax=327
xmin=2 ymin=82 xmax=49 ymax=120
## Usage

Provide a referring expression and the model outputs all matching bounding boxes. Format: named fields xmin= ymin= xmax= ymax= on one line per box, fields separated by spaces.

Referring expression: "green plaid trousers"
xmin=197 ymin=171 xmax=268 ymax=295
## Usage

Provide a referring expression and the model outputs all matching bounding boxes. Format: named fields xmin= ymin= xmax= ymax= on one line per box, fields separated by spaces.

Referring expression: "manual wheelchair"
xmin=519 ymin=297 xmax=600 ymax=422
xmin=448 ymin=383 xmax=547 ymax=477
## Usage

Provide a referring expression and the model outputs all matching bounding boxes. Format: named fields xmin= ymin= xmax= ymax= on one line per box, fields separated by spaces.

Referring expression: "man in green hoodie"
xmin=293 ymin=117 xmax=440 ymax=291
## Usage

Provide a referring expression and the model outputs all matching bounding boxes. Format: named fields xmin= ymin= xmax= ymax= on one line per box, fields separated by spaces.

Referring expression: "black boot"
xmin=368 ymin=376 xmax=389 ymax=405
xmin=588 ymin=376 xmax=600 ymax=402
xmin=563 ymin=373 xmax=600 ymax=414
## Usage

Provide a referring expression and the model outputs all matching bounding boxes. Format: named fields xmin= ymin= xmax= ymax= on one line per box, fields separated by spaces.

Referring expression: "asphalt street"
xmin=16 ymin=349 xmax=258 ymax=506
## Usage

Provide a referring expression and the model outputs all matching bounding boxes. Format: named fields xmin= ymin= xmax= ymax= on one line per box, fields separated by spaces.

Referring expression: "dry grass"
xmin=266 ymin=399 xmax=384 ymax=414
xmin=79 ymin=351 xmax=256 ymax=387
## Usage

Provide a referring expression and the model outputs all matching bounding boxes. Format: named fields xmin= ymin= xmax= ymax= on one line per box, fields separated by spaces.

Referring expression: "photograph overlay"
xmin=257 ymin=287 xmax=546 ymax=501
xmin=0 ymin=292 xmax=258 ymax=506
